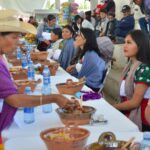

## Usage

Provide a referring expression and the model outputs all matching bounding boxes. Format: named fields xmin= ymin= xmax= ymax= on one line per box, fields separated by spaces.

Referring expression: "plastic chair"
xmin=99 ymin=61 xmax=112 ymax=93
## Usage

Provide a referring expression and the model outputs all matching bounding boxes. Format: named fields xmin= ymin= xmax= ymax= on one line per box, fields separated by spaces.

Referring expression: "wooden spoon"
xmin=75 ymin=80 xmax=86 ymax=86
xmin=121 ymin=137 xmax=135 ymax=149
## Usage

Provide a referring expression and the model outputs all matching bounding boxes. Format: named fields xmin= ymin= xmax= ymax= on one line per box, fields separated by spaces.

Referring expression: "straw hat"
xmin=0 ymin=9 xmax=37 ymax=34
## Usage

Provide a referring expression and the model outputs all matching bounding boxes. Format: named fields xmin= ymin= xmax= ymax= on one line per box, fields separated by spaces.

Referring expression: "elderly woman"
xmin=114 ymin=30 xmax=150 ymax=131
xmin=0 ymin=9 xmax=74 ymax=134
xmin=66 ymin=28 xmax=106 ymax=92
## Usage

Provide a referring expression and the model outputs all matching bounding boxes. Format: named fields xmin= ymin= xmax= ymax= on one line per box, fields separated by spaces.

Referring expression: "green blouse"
xmin=134 ymin=64 xmax=150 ymax=84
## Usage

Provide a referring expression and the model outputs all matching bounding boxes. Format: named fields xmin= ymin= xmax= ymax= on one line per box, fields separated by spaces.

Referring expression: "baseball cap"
xmin=121 ymin=5 xmax=131 ymax=13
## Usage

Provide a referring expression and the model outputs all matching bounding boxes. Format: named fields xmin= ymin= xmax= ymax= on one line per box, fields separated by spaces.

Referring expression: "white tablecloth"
xmin=2 ymin=99 xmax=139 ymax=142
xmin=4 ymin=132 xmax=143 ymax=150
xmin=2 ymin=66 xmax=139 ymax=146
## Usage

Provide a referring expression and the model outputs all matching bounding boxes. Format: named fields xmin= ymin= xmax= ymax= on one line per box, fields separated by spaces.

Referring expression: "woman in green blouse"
xmin=114 ymin=30 xmax=150 ymax=131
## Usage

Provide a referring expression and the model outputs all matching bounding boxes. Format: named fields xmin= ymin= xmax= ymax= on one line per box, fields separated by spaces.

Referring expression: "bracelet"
xmin=40 ymin=95 xmax=43 ymax=105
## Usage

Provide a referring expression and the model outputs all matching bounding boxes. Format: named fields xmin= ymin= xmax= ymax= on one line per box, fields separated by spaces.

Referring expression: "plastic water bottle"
xmin=42 ymin=66 xmax=52 ymax=113
xmin=24 ymin=87 xmax=35 ymax=123
xmin=16 ymin=47 xmax=22 ymax=59
xmin=27 ymin=44 xmax=32 ymax=52
xmin=21 ymin=53 xmax=28 ymax=68
xmin=26 ymin=50 xmax=31 ymax=64
xmin=43 ymin=66 xmax=50 ymax=84
xmin=28 ymin=60 xmax=35 ymax=80
xmin=140 ymin=132 xmax=150 ymax=150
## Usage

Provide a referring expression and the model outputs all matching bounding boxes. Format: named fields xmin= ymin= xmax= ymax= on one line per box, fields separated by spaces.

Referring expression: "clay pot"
xmin=86 ymin=132 xmax=130 ymax=150
xmin=8 ymin=59 xmax=22 ymax=66
xmin=34 ymin=59 xmax=50 ymax=65
xmin=10 ymin=68 xmax=28 ymax=80
xmin=56 ymin=81 xmax=84 ymax=95
xmin=38 ymin=62 xmax=60 ymax=76
xmin=40 ymin=126 xmax=90 ymax=150
xmin=6 ymin=52 xmax=16 ymax=60
xmin=31 ymin=51 xmax=48 ymax=61
xmin=15 ymin=79 xmax=41 ymax=94
xmin=56 ymin=106 xmax=96 ymax=125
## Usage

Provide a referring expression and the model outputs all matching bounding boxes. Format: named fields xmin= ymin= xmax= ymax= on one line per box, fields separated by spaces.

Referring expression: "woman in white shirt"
xmin=47 ymin=28 xmax=63 ymax=60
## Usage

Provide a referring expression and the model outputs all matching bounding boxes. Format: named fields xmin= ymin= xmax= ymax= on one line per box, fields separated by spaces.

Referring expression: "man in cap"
xmin=134 ymin=0 xmax=150 ymax=38
xmin=82 ymin=10 xmax=94 ymax=30
xmin=115 ymin=5 xmax=135 ymax=44
xmin=37 ymin=14 xmax=60 ymax=50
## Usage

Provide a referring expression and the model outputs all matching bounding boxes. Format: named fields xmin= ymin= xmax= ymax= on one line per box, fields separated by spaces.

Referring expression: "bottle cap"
xmin=29 ymin=60 xmax=33 ymax=65
xmin=24 ymin=86 xmax=31 ymax=94
xmin=44 ymin=65 xmax=48 ymax=69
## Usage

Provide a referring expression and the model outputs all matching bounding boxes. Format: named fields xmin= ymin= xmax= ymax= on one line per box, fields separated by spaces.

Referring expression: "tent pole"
xmin=90 ymin=0 xmax=98 ymax=10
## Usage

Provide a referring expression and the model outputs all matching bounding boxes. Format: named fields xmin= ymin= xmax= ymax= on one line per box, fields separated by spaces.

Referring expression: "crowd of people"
xmin=0 ymin=0 xmax=150 ymax=139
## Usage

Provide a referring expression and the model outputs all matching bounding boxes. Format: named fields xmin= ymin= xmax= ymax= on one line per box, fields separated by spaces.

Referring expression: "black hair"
xmin=127 ymin=30 xmax=150 ymax=67
xmin=108 ymin=12 xmax=115 ymax=18
xmin=85 ymin=10 xmax=92 ymax=22
xmin=19 ymin=18 xmax=23 ymax=22
xmin=63 ymin=25 xmax=74 ymax=36
xmin=71 ymin=28 xmax=103 ymax=64
xmin=74 ymin=15 xmax=81 ymax=22
xmin=29 ymin=16 xmax=34 ymax=19
xmin=51 ymin=28 xmax=62 ymax=39
xmin=47 ymin=14 xmax=56 ymax=21
xmin=100 ymin=9 xmax=108 ymax=14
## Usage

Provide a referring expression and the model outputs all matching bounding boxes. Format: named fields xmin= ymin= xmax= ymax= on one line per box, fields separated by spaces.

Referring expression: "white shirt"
xmin=120 ymin=80 xmax=150 ymax=99
xmin=82 ymin=19 xmax=94 ymax=31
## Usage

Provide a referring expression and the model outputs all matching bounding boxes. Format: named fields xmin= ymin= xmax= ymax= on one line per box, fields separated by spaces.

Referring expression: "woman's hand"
xmin=56 ymin=95 xmax=79 ymax=108
xmin=66 ymin=64 xmax=76 ymax=73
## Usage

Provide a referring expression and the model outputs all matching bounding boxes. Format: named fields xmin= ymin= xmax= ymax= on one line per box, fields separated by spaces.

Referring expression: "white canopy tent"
xmin=0 ymin=0 xmax=141 ymax=20
xmin=0 ymin=0 xmax=48 ymax=14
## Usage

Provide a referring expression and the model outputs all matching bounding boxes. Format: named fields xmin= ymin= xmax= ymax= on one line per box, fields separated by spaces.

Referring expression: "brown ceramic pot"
xmin=31 ymin=51 xmax=48 ymax=61
xmin=40 ymin=126 xmax=90 ymax=150
xmin=6 ymin=52 xmax=16 ymax=60
xmin=10 ymin=68 xmax=28 ymax=80
xmin=56 ymin=106 xmax=96 ymax=125
xmin=8 ymin=59 xmax=22 ymax=66
xmin=15 ymin=80 xmax=41 ymax=94
xmin=56 ymin=81 xmax=84 ymax=95
xmin=38 ymin=62 xmax=60 ymax=76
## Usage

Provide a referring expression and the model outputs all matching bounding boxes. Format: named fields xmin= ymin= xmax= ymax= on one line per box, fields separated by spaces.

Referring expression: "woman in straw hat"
xmin=0 ymin=9 xmax=76 ymax=134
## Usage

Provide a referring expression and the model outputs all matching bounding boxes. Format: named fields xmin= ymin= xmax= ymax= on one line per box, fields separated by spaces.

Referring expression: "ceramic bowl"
xmin=10 ymin=68 xmax=28 ymax=80
xmin=56 ymin=79 xmax=85 ymax=95
xmin=31 ymin=51 xmax=48 ymax=61
xmin=40 ymin=126 xmax=90 ymax=150
xmin=15 ymin=79 xmax=41 ymax=94
xmin=56 ymin=106 xmax=96 ymax=125
xmin=9 ymin=59 xmax=22 ymax=66
xmin=38 ymin=62 xmax=60 ymax=76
